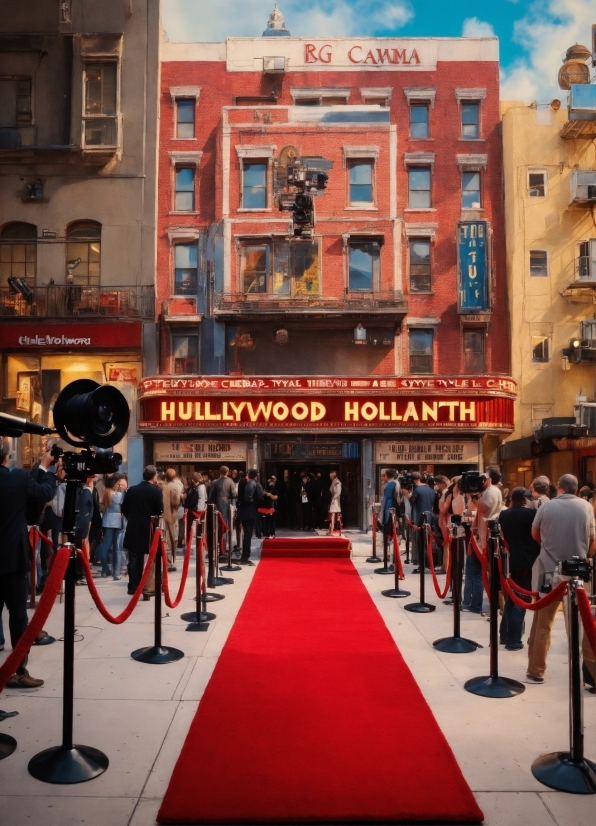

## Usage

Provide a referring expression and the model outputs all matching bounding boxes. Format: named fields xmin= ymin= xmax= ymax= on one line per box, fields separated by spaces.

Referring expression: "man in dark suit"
xmin=208 ymin=465 xmax=236 ymax=528
xmin=0 ymin=442 xmax=58 ymax=688
xmin=122 ymin=465 xmax=163 ymax=599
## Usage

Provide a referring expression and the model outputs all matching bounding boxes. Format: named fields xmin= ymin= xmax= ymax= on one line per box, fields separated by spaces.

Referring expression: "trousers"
xmin=128 ymin=552 xmax=154 ymax=595
xmin=0 ymin=572 xmax=30 ymax=673
xmin=240 ymin=518 xmax=255 ymax=560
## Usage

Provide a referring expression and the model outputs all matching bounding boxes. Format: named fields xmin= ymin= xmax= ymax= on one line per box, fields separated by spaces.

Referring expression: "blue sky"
xmin=162 ymin=0 xmax=595 ymax=101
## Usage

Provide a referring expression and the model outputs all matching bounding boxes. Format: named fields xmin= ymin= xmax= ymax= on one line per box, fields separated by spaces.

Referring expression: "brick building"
xmin=142 ymin=7 xmax=516 ymax=527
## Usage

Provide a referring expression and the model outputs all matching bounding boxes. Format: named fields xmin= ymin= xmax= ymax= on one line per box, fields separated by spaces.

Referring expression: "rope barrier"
xmin=496 ymin=555 xmax=569 ymax=611
xmin=161 ymin=529 xmax=193 ymax=609
xmin=577 ymin=585 xmax=596 ymax=655
xmin=391 ymin=519 xmax=405 ymax=581
xmin=468 ymin=530 xmax=491 ymax=600
xmin=405 ymin=517 xmax=421 ymax=532
xmin=78 ymin=531 xmax=161 ymax=624
xmin=0 ymin=546 xmax=70 ymax=692
xmin=425 ymin=525 xmax=452 ymax=599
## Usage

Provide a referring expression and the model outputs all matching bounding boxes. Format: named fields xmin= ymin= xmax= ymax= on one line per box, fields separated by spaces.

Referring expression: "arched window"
xmin=66 ymin=221 xmax=101 ymax=285
xmin=0 ymin=222 xmax=37 ymax=288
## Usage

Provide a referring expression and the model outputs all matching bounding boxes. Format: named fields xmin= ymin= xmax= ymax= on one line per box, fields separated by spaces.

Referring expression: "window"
xmin=462 ymin=171 xmax=481 ymax=209
xmin=0 ymin=222 xmax=36 ymax=287
xmin=239 ymin=239 xmax=320 ymax=296
xmin=461 ymin=101 xmax=480 ymax=139
xmin=176 ymin=99 xmax=195 ymax=138
xmin=530 ymin=250 xmax=548 ymax=277
xmin=0 ymin=77 xmax=32 ymax=127
xmin=528 ymin=172 xmax=546 ymax=197
xmin=172 ymin=334 xmax=199 ymax=374
xmin=348 ymin=161 xmax=373 ymax=204
xmin=408 ymin=238 xmax=431 ymax=292
xmin=409 ymin=328 xmax=433 ymax=374
xmin=408 ymin=167 xmax=431 ymax=208
xmin=174 ymin=243 xmax=197 ymax=295
xmin=410 ymin=103 xmax=429 ymax=138
xmin=463 ymin=329 xmax=485 ymax=373
xmin=66 ymin=221 xmax=101 ymax=286
xmin=532 ymin=336 xmax=550 ymax=363
xmin=83 ymin=62 xmax=118 ymax=146
xmin=175 ymin=167 xmax=195 ymax=211
xmin=241 ymin=243 xmax=269 ymax=293
xmin=242 ymin=161 xmax=268 ymax=209
xmin=348 ymin=240 xmax=380 ymax=292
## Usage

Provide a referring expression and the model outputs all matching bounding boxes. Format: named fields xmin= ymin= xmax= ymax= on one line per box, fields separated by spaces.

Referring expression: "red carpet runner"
xmin=158 ymin=544 xmax=483 ymax=824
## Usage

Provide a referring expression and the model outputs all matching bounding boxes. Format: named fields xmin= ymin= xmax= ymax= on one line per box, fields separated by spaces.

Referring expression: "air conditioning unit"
xmin=263 ymin=56 xmax=286 ymax=74
xmin=569 ymin=170 xmax=596 ymax=205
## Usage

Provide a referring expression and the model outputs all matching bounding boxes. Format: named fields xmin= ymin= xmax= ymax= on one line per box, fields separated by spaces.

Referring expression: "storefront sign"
xmin=139 ymin=395 xmax=514 ymax=432
xmin=154 ymin=440 xmax=248 ymax=463
xmin=106 ymin=363 xmax=141 ymax=383
xmin=458 ymin=221 xmax=488 ymax=312
xmin=0 ymin=322 xmax=142 ymax=350
xmin=375 ymin=440 xmax=480 ymax=465
xmin=267 ymin=442 xmax=345 ymax=460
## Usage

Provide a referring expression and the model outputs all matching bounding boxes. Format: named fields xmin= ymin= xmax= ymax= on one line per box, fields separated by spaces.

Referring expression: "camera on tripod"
xmin=278 ymin=155 xmax=333 ymax=238
xmin=561 ymin=557 xmax=592 ymax=582
xmin=459 ymin=470 xmax=487 ymax=494
xmin=398 ymin=471 xmax=413 ymax=490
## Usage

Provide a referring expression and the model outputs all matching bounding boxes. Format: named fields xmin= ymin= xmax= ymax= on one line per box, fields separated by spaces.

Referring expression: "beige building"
xmin=0 ymin=0 xmax=160 ymax=480
xmin=500 ymin=43 xmax=596 ymax=489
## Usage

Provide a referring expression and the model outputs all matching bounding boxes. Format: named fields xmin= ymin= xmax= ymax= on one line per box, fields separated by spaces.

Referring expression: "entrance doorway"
xmin=263 ymin=461 xmax=360 ymax=529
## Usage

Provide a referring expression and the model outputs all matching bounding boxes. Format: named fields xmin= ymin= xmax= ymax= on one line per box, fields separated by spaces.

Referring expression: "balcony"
xmin=0 ymin=285 xmax=154 ymax=319
xmin=213 ymin=290 xmax=408 ymax=321
xmin=561 ymin=84 xmax=596 ymax=140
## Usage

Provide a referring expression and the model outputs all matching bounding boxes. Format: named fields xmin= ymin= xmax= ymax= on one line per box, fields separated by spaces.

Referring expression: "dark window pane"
xmin=174 ymin=243 xmax=197 ymax=295
xmin=409 ymin=328 xmax=433 ymax=373
xmin=529 ymin=250 xmax=548 ymax=276
xmin=241 ymin=244 xmax=269 ymax=293
xmin=243 ymin=162 xmax=267 ymax=209
xmin=463 ymin=329 xmax=485 ymax=373
xmin=348 ymin=242 xmax=380 ymax=292
xmin=532 ymin=336 xmax=549 ymax=362
xmin=410 ymin=104 xmax=429 ymax=138
xmin=409 ymin=238 xmax=431 ymax=292
xmin=462 ymin=171 xmax=481 ymax=209
xmin=528 ymin=172 xmax=545 ymax=197
xmin=349 ymin=162 xmax=373 ymax=203
xmin=461 ymin=101 xmax=479 ymax=139
xmin=176 ymin=99 xmax=194 ymax=138
xmin=85 ymin=63 xmax=117 ymax=116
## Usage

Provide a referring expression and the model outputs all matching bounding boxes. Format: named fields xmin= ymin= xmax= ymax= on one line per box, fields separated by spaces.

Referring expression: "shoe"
xmin=461 ymin=607 xmax=482 ymax=614
xmin=505 ymin=642 xmax=524 ymax=651
xmin=239 ymin=559 xmax=254 ymax=566
xmin=101 ymin=573 xmax=109 ymax=578
xmin=582 ymin=662 xmax=596 ymax=693
xmin=112 ymin=576 xmax=120 ymax=581
xmin=167 ymin=566 xmax=176 ymax=572
xmin=481 ymin=612 xmax=490 ymax=618
xmin=435 ymin=567 xmax=446 ymax=575
xmin=526 ymin=674 xmax=544 ymax=684
xmin=127 ymin=589 xmax=135 ymax=595
xmin=0 ymin=643 xmax=4 ymax=651
xmin=6 ymin=669 xmax=44 ymax=689
xmin=33 ymin=630 xmax=55 ymax=646
xmin=142 ymin=594 xmax=151 ymax=601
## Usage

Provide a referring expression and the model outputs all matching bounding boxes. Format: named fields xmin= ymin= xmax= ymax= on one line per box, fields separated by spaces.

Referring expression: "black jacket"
xmin=121 ymin=481 xmax=163 ymax=556
xmin=0 ymin=464 xmax=57 ymax=575
xmin=74 ymin=487 xmax=94 ymax=543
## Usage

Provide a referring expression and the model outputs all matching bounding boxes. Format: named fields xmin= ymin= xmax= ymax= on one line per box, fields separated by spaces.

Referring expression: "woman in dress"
xmin=96 ymin=476 xmax=125 ymax=579
xmin=328 ymin=470 xmax=342 ymax=535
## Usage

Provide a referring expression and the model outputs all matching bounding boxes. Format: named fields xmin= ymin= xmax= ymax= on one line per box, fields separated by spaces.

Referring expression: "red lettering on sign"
xmin=408 ymin=49 xmax=421 ymax=64
xmin=305 ymin=43 xmax=317 ymax=63
xmin=319 ymin=44 xmax=332 ymax=63
xmin=348 ymin=45 xmax=363 ymax=63
xmin=363 ymin=50 xmax=377 ymax=65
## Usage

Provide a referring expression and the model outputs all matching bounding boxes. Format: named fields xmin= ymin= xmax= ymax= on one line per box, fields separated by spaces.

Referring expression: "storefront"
xmin=137 ymin=374 xmax=516 ymax=528
xmin=0 ymin=321 xmax=143 ymax=474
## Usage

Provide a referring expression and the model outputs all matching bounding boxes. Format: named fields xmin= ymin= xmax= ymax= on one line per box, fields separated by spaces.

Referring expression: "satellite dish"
xmin=558 ymin=60 xmax=590 ymax=90
xmin=275 ymin=145 xmax=299 ymax=193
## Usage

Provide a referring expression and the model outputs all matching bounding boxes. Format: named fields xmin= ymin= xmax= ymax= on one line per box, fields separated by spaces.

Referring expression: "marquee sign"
xmin=375 ymin=440 xmax=480 ymax=465
xmin=154 ymin=440 xmax=248 ymax=463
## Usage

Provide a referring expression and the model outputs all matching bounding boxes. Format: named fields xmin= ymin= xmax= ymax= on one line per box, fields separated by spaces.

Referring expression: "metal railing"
xmin=0 ymin=285 xmax=155 ymax=318
xmin=213 ymin=289 xmax=407 ymax=315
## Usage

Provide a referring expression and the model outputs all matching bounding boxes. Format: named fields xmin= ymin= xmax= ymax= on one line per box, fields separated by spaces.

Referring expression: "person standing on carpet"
xmin=237 ymin=469 xmax=262 ymax=566
xmin=328 ymin=471 xmax=342 ymax=535
xmin=381 ymin=469 xmax=399 ymax=541
xmin=122 ymin=465 xmax=164 ymax=599
xmin=208 ymin=465 xmax=236 ymax=530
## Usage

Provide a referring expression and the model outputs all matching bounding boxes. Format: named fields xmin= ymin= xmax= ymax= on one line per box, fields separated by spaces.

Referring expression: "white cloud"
xmin=501 ymin=0 xmax=595 ymax=102
xmin=461 ymin=18 xmax=496 ymax=39
xmin=162 ymin=0 xmax=414 ymax=42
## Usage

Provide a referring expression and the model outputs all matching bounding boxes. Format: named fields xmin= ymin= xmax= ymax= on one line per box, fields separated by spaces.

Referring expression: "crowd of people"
xmin=380 ymin=467 xmax=595 ymax=691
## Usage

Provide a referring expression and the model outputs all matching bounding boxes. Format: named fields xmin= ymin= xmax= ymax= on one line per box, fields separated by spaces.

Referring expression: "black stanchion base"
xmin=366 ymin=556 xmax=382 ymax=563
xmin=28 ymin=744 xmax=109 ymax=784
xmin=180 ymin=610 xmax=216 ymax=623
xmin=381 ymin=587 xmax=411 ymax=598
xmin=198 ymin=592 xmax=225 ymax=602
xmin=130 ymin=645 xmax=185 ymax=664
xmin=531 ymin=752 xmax=596 ymax=794
xmin=0 ymin=733 xmax=17 ymax=760
xmin=403 ymin=602 xmax=436 ymax=613
xmin=214 ymin=576 xmax=234 ymax=586
xmin=464 ymin=675 xmax=526 ymax=698
xmin=219 ymin=564 xmax=242 ymax=572
xmin=374 ymin=565 xmax=395 ymax=575
xmin=433 ymin=636 xmax=481 ymax=653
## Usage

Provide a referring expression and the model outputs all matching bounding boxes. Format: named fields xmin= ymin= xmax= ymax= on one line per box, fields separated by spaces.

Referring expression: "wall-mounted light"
xmin=353 ymin=323 xmax=367 ymax=345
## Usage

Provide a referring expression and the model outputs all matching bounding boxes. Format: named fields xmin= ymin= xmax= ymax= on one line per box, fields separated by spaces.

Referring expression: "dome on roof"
xmin=262 ymin=3 xmax=291 ymax=37
xmin=564 ymin=43 xmax=591 ymax=62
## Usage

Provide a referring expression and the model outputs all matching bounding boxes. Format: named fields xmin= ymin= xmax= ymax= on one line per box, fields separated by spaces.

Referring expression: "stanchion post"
xmin=382 ymin=510 xmax=411 ymax=599
xmin=464 ymin=520 xmax=525 ymax=697
xmin=374 ymin=508 xmax=394 ymax=576
xmin=212 ymin=507 xmax=234 ymax=586
xmin=182 ymin=512 xmax=216 ymax=625
xmin=202 ymin=506 xmax=225 ymax=603
xmin=404 ymin=518 xmax=410 ymax=565
xmin=220 ymin=504 xmax=241 ymax=573
xmin=131 ymin=528 xmax=185 ymax=665
xmin=367 ymin=505 xmax=382 ymax=563
xmin=531 ymin=577 xmax=596 ymax=793
xmin=28 ymin=528 xmax=37 ymax=608
xmin=433 ymin=516 xmax=480 ymax=652
xmin=404 ymin=513 xmax=436 ymax=613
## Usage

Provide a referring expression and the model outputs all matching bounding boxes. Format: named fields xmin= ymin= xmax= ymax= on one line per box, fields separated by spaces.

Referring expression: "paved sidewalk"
xmin=0 ymin=533 xmax=594 ymax=826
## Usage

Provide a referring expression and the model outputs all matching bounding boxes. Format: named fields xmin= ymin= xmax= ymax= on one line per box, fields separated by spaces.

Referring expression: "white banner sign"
xmin=154 ymin=440 xmax=248 ymax=463
xmin=375 ymin=440 xmax=480 ymax=465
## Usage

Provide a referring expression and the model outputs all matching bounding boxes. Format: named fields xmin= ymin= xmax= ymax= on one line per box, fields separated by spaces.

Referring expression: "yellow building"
xmin=501 ymin=44 xmax=596 ymax=490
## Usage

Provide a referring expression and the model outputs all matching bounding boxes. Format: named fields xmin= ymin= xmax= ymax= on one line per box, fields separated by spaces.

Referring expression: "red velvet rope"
xmin=79 ymin=530 xmax=161 ymax=624
xmin=161 ymin=530 xmax=192 ymax=609
xmin=37 ymin=530 xmax=55 ymax=550
xmin=497 ymin=556 xmax=569 ymax=611
xmin=0 ymin=546 xmax=70 ymax=692
xmin=468 ymin=531 xmax=491 ymax=599
xmin=405 ymin=517 xmax=421 ymax=532
xmin=391 ymin=519 xmax=405 ymax=580
xmin=425 ymin=525 xmax=452 ymax=599
xmin=577 ymin=586 xmax=596 ymax=654
xmin=499 ymin=538 xmax=539 ymax=597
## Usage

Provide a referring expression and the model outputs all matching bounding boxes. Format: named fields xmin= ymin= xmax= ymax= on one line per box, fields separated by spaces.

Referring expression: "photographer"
xmin=0 ymin=443 xmax=59 ymax=688
xmin=462 ymin=470 xmax=502 ymax=614
xmin=403 ymin=472 xmax=436 ymax=569
xmin=527 ymin=474 xmax=595 ymax=687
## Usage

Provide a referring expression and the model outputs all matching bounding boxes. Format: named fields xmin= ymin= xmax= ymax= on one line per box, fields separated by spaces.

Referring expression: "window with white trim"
xmin=174 ymin=243 xmax=198 ymax=295
xmin=529 ymin=250 xmax=548 ymax=277
xmin=175 ymin=99 xmax=195 ymax=138
xmin=408 ymin=238 xmax=431 ymax=292
xmin=462 ymin=171 xmax=481 ymax=209
xmin=461 ymin=101 xmax=480 ymax=139
xmin=528 ymin=171 xmax=546 ymax=198
xmin=83 ymin=62 xmax=118 ymax=147
xmin=410 ymin=103 xmax=429 ymax=138
xmin=242 ymin=161 xmax=268 ymax=209
xmin=348 ymin=160 xmax=374 ymax=205
xmin=408 ymin=167 xmax=432 ymax=208
xmin=239 ymin=239 xmax=320 ymax=296
xmin=348 ymin=240 xmax=380 ymax=292
xmin=175 ymin=167 xmax=195 ymax=212
xmin=409 ymin=328 xmax=433 ymax=374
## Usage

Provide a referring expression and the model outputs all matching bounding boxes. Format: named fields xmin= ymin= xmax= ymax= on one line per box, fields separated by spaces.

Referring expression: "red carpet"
xmin=158 ymin=546 xmax=483 ymax=824
xmin=261 ymin=537 xmax=351 ymax=558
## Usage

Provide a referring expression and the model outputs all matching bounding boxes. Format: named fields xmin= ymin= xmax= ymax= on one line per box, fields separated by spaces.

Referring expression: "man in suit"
xmin=237 ymin=469 xmax=262 ymax=566
xmin=208 ymin=465 xmax=236 ymax=528
xmin=0 ymin=441 xmax=58 ymax=688
xmin=162 ymin=468 xmax=181 ymax=572
xmin=122 ymin=465 xmax=164 ymax=600
xmin=381 ymin=469 xmax=399 ymax=539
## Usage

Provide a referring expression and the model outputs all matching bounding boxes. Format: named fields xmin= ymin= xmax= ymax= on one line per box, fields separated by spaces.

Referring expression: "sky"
xmin=162 ymin=0 xmax=595 ymax=102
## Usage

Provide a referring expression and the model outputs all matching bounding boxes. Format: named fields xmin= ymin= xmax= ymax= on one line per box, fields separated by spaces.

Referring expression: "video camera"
xmin=561 ymin=556 xmax=592 ymax=582
xmin=459 ymin=470 xmax=487 ymax=494
xmin=278 ymin=155 xmax=333 ymax=238
xmin=398 ymin=471 xmax=414 ymax=491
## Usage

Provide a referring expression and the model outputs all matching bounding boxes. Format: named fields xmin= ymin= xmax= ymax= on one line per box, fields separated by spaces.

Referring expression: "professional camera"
xmin=61 ymin=449 xmax=122 ymax=481
xmin=561 ymin=556 xmax=592 ymax=582
xmin=459 ymin=470 xmax=487 ymax=494
xmin=398 ymin=471 xmax=414 ymax=490
xmin=425 ymin=473 xmax=435 ymax=488
xmin=286 ymin=156 xmax=333 ymax=192
xmin=278 ymin=155 xmax=333 ymax=238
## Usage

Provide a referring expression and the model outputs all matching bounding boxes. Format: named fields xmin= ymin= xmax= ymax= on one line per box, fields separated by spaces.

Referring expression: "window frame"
xmin=408 ymin=237 xmax=432 ymax=293
xmin=347 ymin=239 xmax=381 ymax=293
xmin=238 ymin=237 xmax=322 ymax=296
xmin=0 ymin=222 xmax=37 ymax=288
xmin=531 ymin=335 xmax=550 ymax=363
xmin=529 ymin=249 xmax=549 ymax=277
xmin=463 ymin=328 xmax=485 ymax=373
xmin=173 ymin=241 xmax=198 ymax=297
xmin=409 ymin=327 xmax=434 ymax=374
xmin=0 ymin=75 xmax=32 ymax=128
xmin=82 ymin=60 xmax=120 ymax=149
xmin=408 ymin=166 xmax=432 ymax=209
xmin=461 ymin=170 xmax=482 ymax=210
xmin=409 ymin=102 xmax=430 ymax=139
xmin=527 ymin=169 xmax=547 ymax=198
xmin=241 ymin=159 xmax=269 ymax=211
xmin=65 ymin=221 xmax=101 ymax=286
xmin=175 ymin=98 xmax=195 ymax=139
xmin=347 ymin=159 xmax=375 ymax=207
xmin=174 ymin=165 xmax=196 ymax=213
xmin=171 ymin=331 xmax=200 ymax=375
xmin=460 ymin=99 xmax=481 ymax=140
